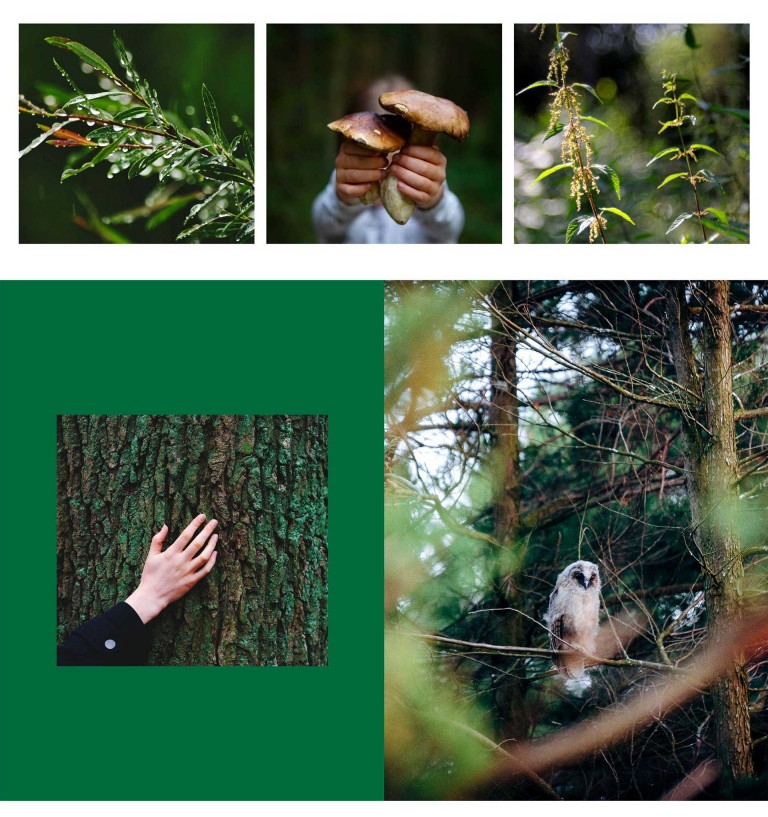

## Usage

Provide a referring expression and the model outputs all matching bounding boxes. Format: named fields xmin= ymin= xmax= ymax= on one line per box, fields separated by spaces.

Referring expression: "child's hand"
xmin=387 ymin=145 xmax=447 ymax=210
xmin=334 ymin=141 xmax=388 ymax=204
xmin=125 ymin=514 xmax=219 ymax=624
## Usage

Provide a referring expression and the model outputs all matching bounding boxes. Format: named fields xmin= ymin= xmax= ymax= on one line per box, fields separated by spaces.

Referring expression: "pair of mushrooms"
xmin=328 ymin=89 xmax=469 ymax=225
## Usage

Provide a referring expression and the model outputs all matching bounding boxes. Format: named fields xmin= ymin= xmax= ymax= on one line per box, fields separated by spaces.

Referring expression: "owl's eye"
xmin=572 ymin=571 xmax=583 ymax=582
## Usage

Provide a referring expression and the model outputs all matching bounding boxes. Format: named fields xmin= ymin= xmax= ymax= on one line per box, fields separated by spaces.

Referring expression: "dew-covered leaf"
xmin=46 ymin=37 xmax=117 ymax=79
xmin=191 ymin=127 xmax=214 ymax=147
xmin=19 ymin=118 xmax=77 ymax=158
xmin=202 ymin=83 xmax=228 ymax=151
xmin=60 ymin=133 xmax=128 ymax=181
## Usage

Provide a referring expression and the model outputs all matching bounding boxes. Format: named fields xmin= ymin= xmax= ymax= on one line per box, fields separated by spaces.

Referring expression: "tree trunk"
xmin=666 ymin=282 xmax=753 ymax=781
xmin=57 ymin=414 xmax=328 ymax=666
xmin=488 ymin=283 xmax=528 ymax=740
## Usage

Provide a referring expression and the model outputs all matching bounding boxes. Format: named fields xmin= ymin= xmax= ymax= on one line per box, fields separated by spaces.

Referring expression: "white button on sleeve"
xmin=105 ymin=639 xmax=116 ymax=650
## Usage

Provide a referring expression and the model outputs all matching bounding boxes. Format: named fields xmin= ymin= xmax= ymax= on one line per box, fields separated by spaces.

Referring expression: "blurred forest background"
xmin=514 ymin=24 xmax=749 ymax=243
xmin=385 ymin=281 xmax=768 ymax=799
xmin=19 ymin=24 xmax=254 ymax=243
xmin=267 ymin=24 xmax=501 ymax=243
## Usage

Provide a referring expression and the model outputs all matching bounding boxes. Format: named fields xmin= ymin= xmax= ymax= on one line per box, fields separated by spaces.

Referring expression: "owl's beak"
xmin=580 ymin=575 xmax=590 ymax=589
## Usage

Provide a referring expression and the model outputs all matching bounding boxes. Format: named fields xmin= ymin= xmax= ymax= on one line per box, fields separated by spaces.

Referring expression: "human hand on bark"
xmin=386 ymin=145 xmax=446 ymax=210
xmin=125 ymin=514 xmax=219 ymax=624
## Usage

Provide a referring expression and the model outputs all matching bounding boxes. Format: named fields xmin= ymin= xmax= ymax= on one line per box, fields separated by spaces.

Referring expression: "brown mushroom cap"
xmin=378 ymin=90 xmax=470 ymax=141
xmin=327 ymin=111 xmax=409 ymax=152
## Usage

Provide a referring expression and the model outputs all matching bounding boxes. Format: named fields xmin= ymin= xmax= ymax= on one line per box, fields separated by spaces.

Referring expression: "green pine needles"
xmin=517 ymin=24 xmax=634 ymax=244
xmin=649 ymin=70 xmax=726 ymax=243
xmin=19 ymin=31 xmax=254 ymax=243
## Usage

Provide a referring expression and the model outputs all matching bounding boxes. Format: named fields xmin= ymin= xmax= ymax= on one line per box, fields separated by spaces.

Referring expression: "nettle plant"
xmin=19 ymin=32 xmax=254 ymax=242
xmin=517 ymin=25 xmax=634 ymax=243
xmin=649 ymin=70 xmax=727 ymax=243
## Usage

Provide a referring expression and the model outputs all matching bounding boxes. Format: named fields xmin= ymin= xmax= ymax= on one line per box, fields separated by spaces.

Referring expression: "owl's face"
xmin=561 ymin=560 xmax=600 ymax=591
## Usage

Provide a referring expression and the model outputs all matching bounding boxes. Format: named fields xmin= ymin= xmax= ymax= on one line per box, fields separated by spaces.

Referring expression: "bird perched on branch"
xmin=547 ymin=560 xmax=601 ymax=679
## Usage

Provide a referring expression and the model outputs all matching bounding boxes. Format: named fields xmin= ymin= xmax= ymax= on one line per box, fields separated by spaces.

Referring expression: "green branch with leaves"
xmin=516 ymin=24 xmax=634 ymax=243
xmin=19 ymin=31 xmax=254 ymax=243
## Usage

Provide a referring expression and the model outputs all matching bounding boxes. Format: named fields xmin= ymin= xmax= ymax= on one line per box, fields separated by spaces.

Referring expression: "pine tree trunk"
xmin=666 ymin=282 xmax=753 ymax=781
xmin=57 ymin=414 xmax=328 ymax=666
xmin=488 ymin=283 xmax=528 ymax=740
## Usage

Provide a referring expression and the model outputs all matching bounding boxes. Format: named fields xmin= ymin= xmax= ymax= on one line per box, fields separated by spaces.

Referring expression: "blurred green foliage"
xmin=514 ymin=24 xmax=749 ymax=243
xmin=267 ymin=24 xmax=501 ymax=243
xmin=19 ymin=24 xmax=254 ymax=243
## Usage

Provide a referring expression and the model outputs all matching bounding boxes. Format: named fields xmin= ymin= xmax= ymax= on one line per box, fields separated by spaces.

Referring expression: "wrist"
xmin=125 ymin=585 xmax=165 ymax=624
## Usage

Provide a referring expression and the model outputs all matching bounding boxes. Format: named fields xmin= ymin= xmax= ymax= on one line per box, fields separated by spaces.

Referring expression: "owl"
xmin=547 ymin=560 xmax=601 ymax=679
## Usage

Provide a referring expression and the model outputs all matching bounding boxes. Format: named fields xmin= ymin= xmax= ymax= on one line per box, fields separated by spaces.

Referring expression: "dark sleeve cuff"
xmin=57 ymin=602 xmax=151 ymax=666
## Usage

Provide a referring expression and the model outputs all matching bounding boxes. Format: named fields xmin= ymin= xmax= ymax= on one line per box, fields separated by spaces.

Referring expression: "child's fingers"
xmin=388 ymin=162 xmax=435 ymax=193
xmin=340 ymin=142 xmax=384 ymax=158
xmin=398 ymin=145 xmax=446 ymax=166
xmin=336 ymin=182 xmax=374 ymax=201
xmin=338 ymin=167 xmax=386 ymax=184
xmin=391 ymin=154 xmax=444 ymax=183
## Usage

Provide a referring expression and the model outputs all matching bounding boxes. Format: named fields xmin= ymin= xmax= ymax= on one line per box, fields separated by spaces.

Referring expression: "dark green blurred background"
xmin=267 ymin=24 xmax=502 ymax=243
xmin=514 ymin=24 xmax=749 ymax=243
xmin=19 ymin=24 xmax=254 ymax=243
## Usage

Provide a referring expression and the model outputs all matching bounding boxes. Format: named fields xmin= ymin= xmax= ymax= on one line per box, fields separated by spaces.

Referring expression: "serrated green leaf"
xmin=543 ymin=123 xmax=564 ymax=142
xmin=658 ymin=172 xmax=688 ymax=189
xmin=565 ymin=216 xmax=593 ymax=244
xmin=601 ymin=207 xmax=635 ymax=225
xmin=45 ymin=37 xmax=117 ymax=79
xmin=532 ymin=163 xmax=572 ymax=184
xmin=705 ymin=207 xmax=728 ymax=225
xmin=566 ymin=219 xmax=579 ymax=244
xmin=572 ymin=83 xmax=602 ymax=103
xmin=684 ymin=25 xmax=701 ymax=50
xmin=202 ymin=83 xmax=228 ymax=152
xmin=647 ymin=147 xmax=680 ymax=166
xmin=666 ymin=212 xmax=694 ymax=234
xmin=581 ymin=115 xmax=612 ymax=130
xmin=515 ymin=80 xmax=558 ymax=96
xmin=679 ymin=92 xmax=700 ymax=104
xmin=60 ymin=133 xmax=128 ymax=181
xmin=594 ymin=164 xmax=621 ymax=199
xmin=689 ymin=143 xmax=722 ymax=157
xmin=698 ymin=168 xmax=725 ymax=194
xmin=653 ymin=97 xmax=676 ymax=109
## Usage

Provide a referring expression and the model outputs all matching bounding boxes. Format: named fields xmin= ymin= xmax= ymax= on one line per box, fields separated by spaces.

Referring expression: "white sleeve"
xmin=411 ymin=184 xmax=465 ymax=243
xmin=311 ymin=172 xmax=365 ymax=243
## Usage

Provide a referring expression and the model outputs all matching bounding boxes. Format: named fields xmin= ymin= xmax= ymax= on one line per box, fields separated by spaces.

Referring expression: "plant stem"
xmin=577 ymin=148 xmax=607 ymax=243
xmin=673 ymin=93 xmax=708 ymax=242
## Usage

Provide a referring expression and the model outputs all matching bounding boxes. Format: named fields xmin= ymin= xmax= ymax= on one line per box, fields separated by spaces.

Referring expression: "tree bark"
xmin=57 ymin=414 xmax=328 ymax=666
xmin=488 ymin=283 xmax=529 ymax=740
xmin=666 ymin=282 xmax=753 ymax=781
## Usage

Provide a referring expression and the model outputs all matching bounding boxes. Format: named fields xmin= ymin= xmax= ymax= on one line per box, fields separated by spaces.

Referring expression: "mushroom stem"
xmin=381 ymin=128 xmax=438 ymax=225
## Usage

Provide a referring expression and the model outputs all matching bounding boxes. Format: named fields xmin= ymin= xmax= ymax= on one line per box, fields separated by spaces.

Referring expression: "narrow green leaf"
xmin=112 ymin=31 xmax=139 ymax=84
xmin=689 ymin=143 xmax=722 ymax=157
xmin=666 ymin=212 xmax=694 ymax=234
xmin=516 ymin=80 xmax=558 ymax=96
xmin=601 ymin=207 xmax=635 ymax=226
xmin=19 ymin=118 xmax=77 ymax=158
xmin=684 ymin=25 xmax=701 ymax=50
xmin=52 ymin=58 xmax=87 ymax=100
xmin=243 ymin=132 xmax=254 ymax=172
xmin=653 ymin=97 xmax=676 ymax=109
xmin=706 ymin=103 xmax=749 ymax=121
xmin=679 ymin=92 xmax=700 ymax=104
xmin=61 ymin=134 xmax=128 ymax=181
xmin=146 ymin=197 xmax=197 ymax=230
xmin=543 ymin=123 xmax=564 ymax=142
xmin=45 ymin=37 xmax=117 ymax=79
xmin=699 ymin=219 xmax=749 ymax=241
xmin=647 ymin=147 xmax=679 ymax=166
xmin=572 ymin=83 xmax=602 ymax=103
xmin=190 ymin=127 xmax=214 ymax=147
xmin=581 ymin=115 xmax=612 ymax=130
xmin=176 ymin=213 xmax=232 ymax=241
xmin=705 ymin=207 xmax=728 ymax=225
xmin=657 ymin=172 xmax=688 ymax=189
xmin=202 ymin=83 xmax=228 ymax=151
xmin=532 ymin=163 xmax=572 ymax=184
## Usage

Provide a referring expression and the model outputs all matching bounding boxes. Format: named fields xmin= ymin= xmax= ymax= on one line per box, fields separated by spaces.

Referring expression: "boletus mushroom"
xmin=378 ymin=90 xmax=470 ymax=225
xmin=327 ymin=111 xmax=410 ymax=205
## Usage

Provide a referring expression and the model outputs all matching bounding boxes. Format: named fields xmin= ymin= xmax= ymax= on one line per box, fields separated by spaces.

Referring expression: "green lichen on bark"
xmin=57 ymin=414 xmax=328 ymax=665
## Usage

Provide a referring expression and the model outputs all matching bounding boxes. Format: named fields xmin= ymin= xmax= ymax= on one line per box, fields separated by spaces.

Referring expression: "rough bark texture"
xmin=666 ymin=282 xmax=753 ymax=780
xmin=57 ymin=414 xmax=328 ymax=666
xmin=489 ymin=283 xmax=528 ymax=740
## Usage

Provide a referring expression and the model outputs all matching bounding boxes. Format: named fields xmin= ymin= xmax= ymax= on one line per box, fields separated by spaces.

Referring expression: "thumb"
xmin=150 ymin=523 xmax=168 ymax=554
